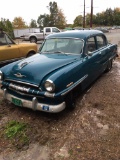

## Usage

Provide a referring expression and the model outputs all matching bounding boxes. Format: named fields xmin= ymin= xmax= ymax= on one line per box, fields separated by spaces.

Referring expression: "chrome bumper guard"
xmin=3 ymin=89 xmax=66 ymax=113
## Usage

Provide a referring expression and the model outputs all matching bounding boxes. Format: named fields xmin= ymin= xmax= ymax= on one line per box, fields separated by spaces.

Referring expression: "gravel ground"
xmin=0 ymin=30 xmax=120 ymax=160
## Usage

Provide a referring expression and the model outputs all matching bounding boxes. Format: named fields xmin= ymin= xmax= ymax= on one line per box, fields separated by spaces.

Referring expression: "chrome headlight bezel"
xmin=44 ymin=80 xmax=55 ymax=92
xmin=0 ymin=70 xmax=3 ymax=81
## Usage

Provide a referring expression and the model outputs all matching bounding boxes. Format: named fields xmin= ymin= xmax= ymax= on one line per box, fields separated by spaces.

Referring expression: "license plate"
xmin=12 ymin=97 xmax=23 ymax=107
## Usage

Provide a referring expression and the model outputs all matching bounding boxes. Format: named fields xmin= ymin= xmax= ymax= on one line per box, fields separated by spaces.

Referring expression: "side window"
xmin=0 ymin=33 xmax=13 ymax=45
xmin=5 ymin=34 xmax=14 ymax=44
xmin=45 ymin=28 xmax=51 ymax=32
xmin=85 ymin=37 xmax=96 ymax=54
xmin=96 ymin=36 xmax=106 ymax=49
xmin=0 ymin=33 xmax=7 ymax=45
xmin=52 ymin=28 xmax=60 ymax=33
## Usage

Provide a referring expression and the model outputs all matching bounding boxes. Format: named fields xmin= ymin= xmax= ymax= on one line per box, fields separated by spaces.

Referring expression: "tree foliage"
xmin=73 ymin=15 xmax=83 ymax=27
xmin=12 ymin=17 xmax=27 ymax=29
xmin=37 ymin=1 xmax=66 ymax=29
xmin=0 ymin=18 xmax=14 ymax=38
xmin=37 ymin=14 xmax=50 ymax=29
xmin=29 ymin=19 xmax=37 ymax=28
xmin=73 ymin=7 xmax=120 ymax=28
xmin=54 ymin=8 xmax=66 ymax=29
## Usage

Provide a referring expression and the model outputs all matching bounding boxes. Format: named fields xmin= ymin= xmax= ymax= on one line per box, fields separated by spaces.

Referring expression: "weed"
xmin=68 ymin=149 xmax=73 ymax=155
xmin=4 ymin=120 xmax=29 ymax=148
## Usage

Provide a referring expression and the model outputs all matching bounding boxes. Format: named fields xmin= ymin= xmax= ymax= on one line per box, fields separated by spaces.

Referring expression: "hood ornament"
xmin=14 ymin=72 xmax=26 ymax=78
xmin=18 ymin=61 xmax=33 ymax=69
xmin=18 ymin=62 xmax=28 ymax=69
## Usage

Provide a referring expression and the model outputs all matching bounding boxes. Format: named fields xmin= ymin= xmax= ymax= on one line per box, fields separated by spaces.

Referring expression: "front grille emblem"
xmin=14 ymin=72 xmax=26 ymax=78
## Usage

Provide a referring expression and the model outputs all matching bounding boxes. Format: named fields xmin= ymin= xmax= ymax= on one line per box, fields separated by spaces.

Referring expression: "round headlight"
xmin=0 ymin=71 xmax=3 ymax=81
xmin=44 ymin=80 xmax=55 ymax=92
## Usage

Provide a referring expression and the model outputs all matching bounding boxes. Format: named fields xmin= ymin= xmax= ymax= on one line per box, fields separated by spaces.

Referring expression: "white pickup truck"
xmin=22 ymin=27 xmax=61 ymax=43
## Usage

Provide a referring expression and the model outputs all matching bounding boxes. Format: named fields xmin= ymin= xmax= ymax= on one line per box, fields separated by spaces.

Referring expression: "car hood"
xmin=17 ymin=42 xmax=37 ymax=48
xmin=5 ymin=53 xmax=79 ymax=86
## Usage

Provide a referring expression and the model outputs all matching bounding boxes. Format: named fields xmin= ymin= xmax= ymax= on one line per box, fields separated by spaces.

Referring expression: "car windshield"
xmin=40 ymin=38 xmax=84 ymax=55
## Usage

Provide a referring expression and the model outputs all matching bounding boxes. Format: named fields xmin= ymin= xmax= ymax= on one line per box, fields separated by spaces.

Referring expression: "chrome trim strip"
xmin=3 ymin=89 xmax=66 ymax=113
xmin=61 ymin=74 xmax=88 ymax=96
xmin=46 ymin=37 xmax=84 ymax=41
xmin=9 ymin=88 xmax=44 ymax=98
xmin=5 ymin=79 xmax=38 ymax=88
xmin=109 ymin=55 xmax=116 ymax=61
xmin=9 ymin=83 xmax=30 ymax=92
xmin=44 ymin=92 xmax=55 ymax=98
xmin=66 ymin=82 xmax=74 ymax=88
xmin=46 ymin=79 xmax=54 ymax=84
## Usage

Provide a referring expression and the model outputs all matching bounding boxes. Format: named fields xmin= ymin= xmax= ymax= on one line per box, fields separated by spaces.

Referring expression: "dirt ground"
xmin=0 ymin=30 xmax=120 ymax=160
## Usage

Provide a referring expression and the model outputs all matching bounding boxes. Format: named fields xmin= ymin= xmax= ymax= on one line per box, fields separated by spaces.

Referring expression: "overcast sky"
xmin=0 ymin=0 xmax=120 ymax=25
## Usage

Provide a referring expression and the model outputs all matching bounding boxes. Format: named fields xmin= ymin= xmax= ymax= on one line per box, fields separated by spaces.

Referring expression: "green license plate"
xmin=12 ymin=97 xmax=23 ymax=107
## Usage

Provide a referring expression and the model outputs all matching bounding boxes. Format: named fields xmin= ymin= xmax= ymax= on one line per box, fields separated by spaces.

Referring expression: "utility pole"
xmin=90 ymin=0 xmax=93 ymax=28
xmin=83 ymin=0 xmax=85 ymax=28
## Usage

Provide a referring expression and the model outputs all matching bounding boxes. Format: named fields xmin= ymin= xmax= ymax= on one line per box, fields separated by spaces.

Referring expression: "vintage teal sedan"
xmin=0 ymin=30 xmax=118 ymax=113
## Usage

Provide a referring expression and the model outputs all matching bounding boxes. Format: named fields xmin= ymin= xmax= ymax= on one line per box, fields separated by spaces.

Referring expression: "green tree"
xmin=94 ymin=12 xmax=106 ymax=26
xmin=29 ymin=19 xmax=37 ymax=28
xmin=37 ymin=14 xmax=50 ymax=29
xmin=93 ymin=8 xmax=120 ymax=26
xmin=37 ymin=1 xmax=66 ymax=29
xmin=86 ymin=13 xmax=93 ymax=27
xmin=73 ymin=15 xmax=83 ymax=27
xmin=49 ymin=1 xmax=58 ymax=26
xmin=113 ymin=8 xmax=120 ymax=25
xmin=0 ymin=18 xmax=14 ymax=38
xmin=104 ymin=8 xmax=114 ymax=25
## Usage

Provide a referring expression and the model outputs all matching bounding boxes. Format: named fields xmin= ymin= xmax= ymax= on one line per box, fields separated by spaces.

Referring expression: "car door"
xmin=44 ymin=28 xmax=51 ymax=36
xmin=95 ymin=35 xmax=110 ymax=73
xmin=81 ymin=36 xmax=103 ymax=88
xmin=0 ymin=33 xmax=20 ymax=64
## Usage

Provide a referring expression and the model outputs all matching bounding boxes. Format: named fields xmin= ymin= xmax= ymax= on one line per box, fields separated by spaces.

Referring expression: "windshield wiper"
xmin=53 ymin=51 xmax=68 ymax=55
xmin=40 ymin=50 xmax=68 ymax=55
xmin=40 ymin=51 xmax=51 ymax=53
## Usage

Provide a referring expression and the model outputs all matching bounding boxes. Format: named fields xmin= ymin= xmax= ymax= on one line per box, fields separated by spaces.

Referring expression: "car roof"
xmin=47 ymin=29 xmax=104 ymax=41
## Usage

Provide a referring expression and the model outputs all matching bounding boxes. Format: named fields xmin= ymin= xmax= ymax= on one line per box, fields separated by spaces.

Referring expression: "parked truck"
xmin=22 ymin=27 xmax=61 ymax=43
xmin=14 ymin=28 xmax=40 ymax=38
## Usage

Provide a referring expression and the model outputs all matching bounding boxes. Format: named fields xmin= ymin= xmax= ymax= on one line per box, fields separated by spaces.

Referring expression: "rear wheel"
xmin=105 ymin=60 xmax=113 ymax=72
xmin=30 ymin=37 xmax=37 ymax=43
xmin=27 ymin=52 xmax=35 ymax=57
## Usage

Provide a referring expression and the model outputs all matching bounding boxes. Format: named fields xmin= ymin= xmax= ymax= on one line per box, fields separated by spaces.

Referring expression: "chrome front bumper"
xmin=3 ymin=89 xmax=66 ymax=113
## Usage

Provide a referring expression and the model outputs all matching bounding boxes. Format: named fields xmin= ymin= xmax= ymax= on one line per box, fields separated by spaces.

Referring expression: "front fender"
xmin=41 ymin=59 xmax=86 ymax=94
